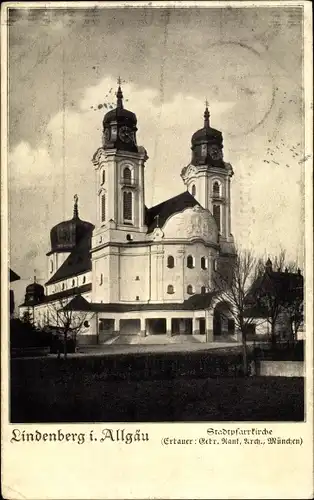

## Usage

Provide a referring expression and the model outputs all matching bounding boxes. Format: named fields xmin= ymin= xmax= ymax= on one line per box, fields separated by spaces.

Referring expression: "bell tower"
xmin=181 ymin=102 xmax=234 ymax=253
xmin=91 ymin=79 xmax=148 ymax=243
xmin=91 ymin=80 xmax=149 ymax=304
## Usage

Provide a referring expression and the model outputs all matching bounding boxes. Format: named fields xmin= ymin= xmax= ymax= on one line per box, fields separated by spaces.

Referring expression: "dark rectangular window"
xmin=101 ymin=193 xmax=106 ymax=222
xmin=123 ymin=191 xmax=132 ymax=221
xmin=213 ymin=205 xmax=221 ymax=232
xmin=201 ymin=257 xmax=207 ymax=270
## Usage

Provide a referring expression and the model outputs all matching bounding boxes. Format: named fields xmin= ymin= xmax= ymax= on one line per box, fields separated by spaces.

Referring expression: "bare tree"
xmin=45 ymin=299 xmax=91 ymax=359
xmin=254 ymin=250 xmax=303 ymax=344
xmin=254 ymin=277 xmax=281 ymax=345
xmin=285 ymin=293 xmax=304 ymax=341
xmin=211 ymin=249 xmax=264 ymax=376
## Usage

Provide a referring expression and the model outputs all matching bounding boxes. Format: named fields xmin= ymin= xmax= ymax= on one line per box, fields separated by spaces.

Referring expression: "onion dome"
xmin=191 ymin=101 xmax=224 ymax=167
xmin=48 ymin=195 xmax=94 ymax=255
xmin=102 ymin=78 xmax=138 ymax=153
xmin=24 ymin=279 xmax=45 ymax=306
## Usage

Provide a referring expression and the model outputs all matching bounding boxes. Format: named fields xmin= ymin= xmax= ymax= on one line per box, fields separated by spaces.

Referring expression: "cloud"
xmin=9 ymin=74 xmax=304 ymax=301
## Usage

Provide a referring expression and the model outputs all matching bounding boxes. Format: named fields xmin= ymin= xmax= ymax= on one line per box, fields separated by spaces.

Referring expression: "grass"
xmin=10 ymin=354 xmax=304 ymax=423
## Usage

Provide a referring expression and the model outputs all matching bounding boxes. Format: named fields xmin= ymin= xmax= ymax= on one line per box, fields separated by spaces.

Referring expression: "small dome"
xmin=24 ymin=281 xmax=45 ymax=306
xmin=102 ymin=80 xmax=138 ymax=153
xmin=191 ymin=125 xmax=222 ymax=145
xmin=103 ymin=107 xmax=137 ymax=127
xmin=26 ymin=282 xmax=44 ymax=294
xmin=103 ymin=81 xmax=137 ymax=126
xmin=49 ymin=195 xmax=94 ymax=254
xmin=191 ymin=104 xmax=223 ymax=145
xmin=190 ymin=103 xmax=224 ymax=167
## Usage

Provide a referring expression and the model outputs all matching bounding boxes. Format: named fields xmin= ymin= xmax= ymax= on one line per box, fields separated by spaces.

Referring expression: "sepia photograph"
xmin=4 ymin=3 xmax=311 ymax=427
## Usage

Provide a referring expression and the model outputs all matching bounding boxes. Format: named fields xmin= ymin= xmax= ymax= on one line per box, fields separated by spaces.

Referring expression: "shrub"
xmin=10 ymin=319 xmax=52 ymax=349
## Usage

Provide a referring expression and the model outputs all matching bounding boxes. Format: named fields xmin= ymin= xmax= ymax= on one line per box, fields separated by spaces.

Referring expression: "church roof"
xmin=145 ymin=191 xmax=200 ymax=233
xmin=47 ymin=284 xmax=92 ymax=303
xmin=10 ymin=268 xmax=20 ymax=282
xmin=246 ymin=269 xmax=303 ymax=307
xmin=62 ymin=294 xmax=91 ymax=311
xmin=45 ymin=234 xmax=92 ymax=285
xmin=48 ymin=196 xmax=94 ymax=256
xmin=63 ymin=294 xmax=92 ymax=311
xmin=64 ymin=291 xmax=216 ymax=313
xmin=20 ymin=284 xmax=92 ymax=306
xmin=183 ymin=292 xmax=218 ymax=309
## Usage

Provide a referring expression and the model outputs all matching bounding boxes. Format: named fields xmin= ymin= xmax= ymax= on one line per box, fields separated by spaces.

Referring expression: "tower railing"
xmin=120 ymin=177 xmax=137 ymax=186
xmin=212 ymin=194 xmax=225 ymax=202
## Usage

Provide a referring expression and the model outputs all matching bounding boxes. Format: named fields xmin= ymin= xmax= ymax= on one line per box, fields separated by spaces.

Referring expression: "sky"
xmin=7 ymin=5 xmax=305 ymax=305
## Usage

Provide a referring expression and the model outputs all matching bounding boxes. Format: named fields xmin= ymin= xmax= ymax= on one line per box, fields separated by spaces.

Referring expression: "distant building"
xmin=9 ymin=268 xmax=20 ymax=317
xmin=245 ymin=259 xmax=304 ymax=340
xmin=20 ymin=81 xmax=239 ymax=344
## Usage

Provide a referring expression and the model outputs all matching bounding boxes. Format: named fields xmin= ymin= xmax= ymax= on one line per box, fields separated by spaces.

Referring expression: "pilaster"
xmin=166 ymin=316 xmax=172 ymax=337
xmin=192 ymin=317 xmax=200 ymax=335
xmin=139 ymin=316 xmax=146 ymax=337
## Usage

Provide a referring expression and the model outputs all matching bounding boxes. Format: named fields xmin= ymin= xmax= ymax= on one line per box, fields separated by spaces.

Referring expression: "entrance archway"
xmin=146 ymin=318 xmax=166 ymax=335
xmin=213 ymin=302 xmax=235 ymax=337
xmin=171 ymin=318 xmax=192 ymax=335
xmin=119 ymin=319 xmax=141 ymax=335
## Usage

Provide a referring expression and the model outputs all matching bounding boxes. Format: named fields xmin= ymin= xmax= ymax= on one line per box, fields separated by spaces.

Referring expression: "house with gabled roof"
xmin=244 ymin=259 xmax=304 ymax=340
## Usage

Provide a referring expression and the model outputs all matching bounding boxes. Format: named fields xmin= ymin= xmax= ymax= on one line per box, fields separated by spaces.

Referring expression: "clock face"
xmin=119 ymin=126 xmax=134 ymax=143
xmin=209 ymin=145 xmax=222 ymax=161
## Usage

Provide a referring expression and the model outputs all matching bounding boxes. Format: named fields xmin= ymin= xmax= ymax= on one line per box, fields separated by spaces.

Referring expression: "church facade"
xmin=19 ymin=83 xmax=237 ymax=344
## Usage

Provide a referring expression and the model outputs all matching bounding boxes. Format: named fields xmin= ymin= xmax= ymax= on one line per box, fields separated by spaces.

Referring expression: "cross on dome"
xmin=73 ymin=194 xmax=79 ymax=218
xmin=204 ymin=99 xmax=210 ymax=128
xmin=116 ymin=76 xmax=124 ymax=109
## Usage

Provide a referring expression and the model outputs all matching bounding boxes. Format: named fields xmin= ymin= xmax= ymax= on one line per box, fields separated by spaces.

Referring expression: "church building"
xmin=19 ymin=81 xmax=237 ymax=344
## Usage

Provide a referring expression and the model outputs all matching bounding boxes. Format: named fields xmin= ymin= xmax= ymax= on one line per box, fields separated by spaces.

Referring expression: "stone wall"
xmin=258 ymin=360 xmax=304 ymax=377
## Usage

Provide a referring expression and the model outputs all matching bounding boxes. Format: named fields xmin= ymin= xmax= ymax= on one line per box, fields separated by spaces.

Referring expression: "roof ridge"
xmin=148 ymin=190 xmax=198 ymax=211
xmin=45 ymin=234 xmax=92 ymax=286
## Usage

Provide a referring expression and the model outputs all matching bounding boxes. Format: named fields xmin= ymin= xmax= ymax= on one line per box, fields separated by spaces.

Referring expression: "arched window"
xmin=201 ymin=286 xmax=206 ymax=294
xmin=123 ymin=167 xmax=132 ymax=183
xmin=102 ymin=169 xmax=106 ymax=185
xmin=187 ymin=284 xmax=194 ymax=295
xmin=201 ymin=144 xmax=207 ymax=156
xmin=123 ymin=191 xmax=133 ymax=222
xmin=72 ymin=279 xmax=75 ymax=287
xmin=50 ymin=260 xmax=53 ymax=274
xmin=187 ymin=255 xmax=194 ymax=269
xmin=62 ymin=283 xmax=65 ymax=290
xmin=213 ymin=205 xmax=221 ymax=232
xmin=82 ymin=276 xmax=86 ymax=284
xmin=201 ymin=257 xmax=207 ymax=270
xmin=213 ymin=181 xmax=220 ymax=197
xmin=213 ymin=259 xmax=218 ymax=272
xmin=167 ymin=285 xmax=174 ymax=294
xmin=101 ymin=193 xmax=106 ymax=223
xmin=191 ymin=184 xmax=196 ymax=197
xmin=167 ymin=255 xmax=175 ymax=268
